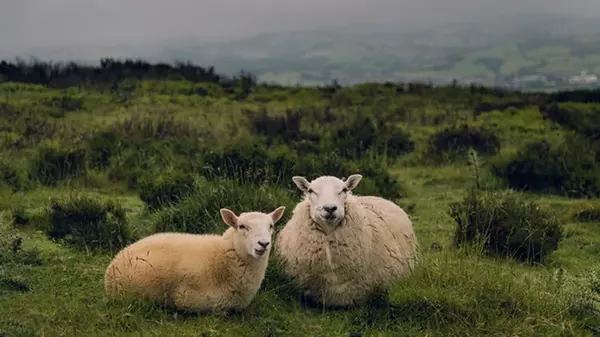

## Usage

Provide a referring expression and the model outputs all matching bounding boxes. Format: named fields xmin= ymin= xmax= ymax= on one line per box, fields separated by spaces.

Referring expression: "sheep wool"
xmin=276 ymin=174 xmax=418 ymax=307
xmin=104 ymin=206 xmax=286 ymax=313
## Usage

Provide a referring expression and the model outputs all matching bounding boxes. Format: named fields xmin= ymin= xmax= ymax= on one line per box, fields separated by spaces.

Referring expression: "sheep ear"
xmin=344 ymin=174 xmax=363 ymax=190
xmin=292 ymin=176 xmax=311 ymax=192
xmin=220 ymin=208 xmax=238 ymax=228
xmin=269 ymin=206 xmax=286 ymax=224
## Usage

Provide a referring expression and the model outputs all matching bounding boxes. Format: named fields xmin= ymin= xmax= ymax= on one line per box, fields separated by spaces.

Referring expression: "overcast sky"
xmin=1 ymin=0 xmax=599 ymax=53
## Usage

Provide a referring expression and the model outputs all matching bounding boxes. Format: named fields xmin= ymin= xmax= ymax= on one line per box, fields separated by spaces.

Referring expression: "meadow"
xmin=0 ymin=59 xmax=599 ymax=336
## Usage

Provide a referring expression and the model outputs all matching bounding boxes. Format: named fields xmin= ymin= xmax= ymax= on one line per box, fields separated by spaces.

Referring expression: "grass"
xmin=0 ymin=60 xmax=599 ymax=336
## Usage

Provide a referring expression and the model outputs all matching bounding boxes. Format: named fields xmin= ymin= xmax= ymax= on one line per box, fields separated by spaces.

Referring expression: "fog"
xmin=2 ymin=0 xmax=600 ymax=56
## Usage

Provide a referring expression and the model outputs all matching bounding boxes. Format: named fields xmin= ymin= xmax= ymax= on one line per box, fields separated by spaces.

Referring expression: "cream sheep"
xmin=104 ymin=206 xmax=286 ymax=313
xmin=275 ymin=174 xmax=418 ymax=308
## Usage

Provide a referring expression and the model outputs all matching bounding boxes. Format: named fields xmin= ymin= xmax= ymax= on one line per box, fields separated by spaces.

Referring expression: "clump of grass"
xmin=138 ymin=170 xmax=197 ymax=211
xmin=152 ymin=177 xmax=296 ymax=234
xmin=29 ymin=144 xmax=88 ymax=186
xmin=493 ymin=136 xmax=600 ymax=198
xmin=425 ymin=123 xmax=501 ymax=163
xmin=43 ymin=195 xmax=133 ymax=254
xmin=449 ymin=189 xmax=564 ymax=263
xmin=573 ymin=206 xmax=600 ymax=222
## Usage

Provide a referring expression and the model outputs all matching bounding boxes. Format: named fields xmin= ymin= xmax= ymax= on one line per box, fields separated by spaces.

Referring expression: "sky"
xmin=1 ymin=0 xmax=600 ymax=55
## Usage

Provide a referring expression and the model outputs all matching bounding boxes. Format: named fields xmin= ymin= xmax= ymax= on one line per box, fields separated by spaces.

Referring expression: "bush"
xmin=201 ymin=143 xmax=297 ymax=186
xmin=493 ymin=137 xmax=600 ymax=198
xmin=573 ymin=206 xmax=600 ymax=222
xmin=0 ymin=160 xmax=28 ymax=192
xmin=152 ymin=178 xmax=296 ymax=234
xmin=138 ymin=170 xmax=197 ymax=211
xmin=44 ymin=196 xmax=133 ymax=253
xmin=541 ymin=102 xmax=600 ymax=141
xmin=426 ymin=124 xmax=501 ymax=162
xmin=449 ymin=189 xmax=563 ymax=263
xmin=201 ymin=143 xmax=407 ymax=200
xmin=0 ymin=233 xmax=43 ymax=267
xmin=29 ymin=144 xmax=88 ymax=186
xmin=332 ymin=114 xmax=415 ymax=160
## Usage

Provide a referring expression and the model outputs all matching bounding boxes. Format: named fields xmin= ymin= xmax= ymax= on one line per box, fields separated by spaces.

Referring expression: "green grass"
xmin=0 ymin=68 xmax=599 ymax=336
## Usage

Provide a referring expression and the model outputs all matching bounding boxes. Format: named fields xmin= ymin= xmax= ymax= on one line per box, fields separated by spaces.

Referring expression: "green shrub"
xmin=541 ymin=102 xmax=600 ymax=140
xmin=201 ymin=143 xmax=297 ymax=186
xmin=332 ymin=114 xmax=415 ymax=160
xmin=573 ymin=206 xmax=600 ymax=222
xmin=493 ymin=137 xmax=600 ymax=198
xmin=201 ymin=143 xmax=407 ymax=200
xmin=138 ymin=170 xmax=197 ymax=211
xmin=44 ymin=196 xmax=133 ymax=253
xmin=29 ymin=145 xmax=88 ymax=186
xmin=0 ymin=233 xmax=43 ymax=267
xmin=0 ymin=160 xmax=28 ymax=192
xmin=426 ymin=124 xmax=501 ymax=162
xmin=449 ymin=189 xmax=563 ymax=263
xmin=152 ymin=178 xmax=296 ymax=234
xmin=85 ymin=131 xmax=120 ymax=169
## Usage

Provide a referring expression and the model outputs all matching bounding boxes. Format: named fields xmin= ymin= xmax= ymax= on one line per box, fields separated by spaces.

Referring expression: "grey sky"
xmin=2 ymin=0 xmax=599 ymax=54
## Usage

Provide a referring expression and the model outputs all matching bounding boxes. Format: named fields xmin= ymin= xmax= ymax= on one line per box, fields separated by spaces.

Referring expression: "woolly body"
xmin=276 ymin=175 xmax=418 ymax=307
xmin=104 ymin=207 xmax=285 ymax=313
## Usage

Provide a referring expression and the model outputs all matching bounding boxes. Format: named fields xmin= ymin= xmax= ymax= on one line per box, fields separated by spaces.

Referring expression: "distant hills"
xmin=4 ymin=12 xmax=600 ymax=88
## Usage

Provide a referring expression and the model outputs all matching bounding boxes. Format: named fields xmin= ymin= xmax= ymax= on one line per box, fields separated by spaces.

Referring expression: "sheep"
xmin=104 ymin=206 xmax=286 ymax=314
xmin=275 ymin=174 xmax=418 ymax=308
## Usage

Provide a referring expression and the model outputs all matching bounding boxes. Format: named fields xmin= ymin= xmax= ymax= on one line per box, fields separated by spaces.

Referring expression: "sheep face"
xmin=220 ymin=206 xmax=286 ymax=259
xmin=292 ymin=174 xmax=362 ymax=233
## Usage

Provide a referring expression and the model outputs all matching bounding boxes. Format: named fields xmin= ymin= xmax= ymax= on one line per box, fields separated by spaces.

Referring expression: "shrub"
xmin=152 ymin=178 xmax=296 ymax=234
xmin=201 ymin=143 xmax=406 ymax=199
xmin=493 ymin=137 xmax=600 ymax=198
xmin=85 ymin=131 xmax=120 ymax=169
xmin=541 ymin=102 xmax=600 ymax=141
xmin=449 ymin=189 xmax=563 ymax=263
xmin=201 ymin=143 xmax=297 ymax=186
xmin=426 ymin=124 xmax=501 ymax=162
xmin=573 ymin=206 xmax=600 ymax=222
xmin=138 ymin=170 xmax=197 ymax=211
xmin=0 ymin=233 xmax=43 ymax=266
xmin=0 ymin=160 xmax=28 ymax=192
xmin=29 ymin=144 xmax=88 ymax=186
xmin=248 ymin=108 xmax=322 ymax=155
xmin=332 ymin=114 xmax=415 ymax=160
xmin=44 ymin=196 xmax=133 ymax=253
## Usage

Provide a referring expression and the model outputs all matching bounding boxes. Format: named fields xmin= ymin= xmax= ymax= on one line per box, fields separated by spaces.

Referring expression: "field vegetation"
xmin=0 ymin=59 xmax=599 ymax=336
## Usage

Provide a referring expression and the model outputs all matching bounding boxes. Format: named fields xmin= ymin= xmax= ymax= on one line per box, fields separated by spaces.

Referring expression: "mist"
xmin=3 ymin=0 xmax=600 ymax=56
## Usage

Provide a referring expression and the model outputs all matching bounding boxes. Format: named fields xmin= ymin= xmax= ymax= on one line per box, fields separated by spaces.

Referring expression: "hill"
xmin=181 ymin=13 xmax=600 ymax=88
xmin=0 ymin=59 xmax=599 ymax=336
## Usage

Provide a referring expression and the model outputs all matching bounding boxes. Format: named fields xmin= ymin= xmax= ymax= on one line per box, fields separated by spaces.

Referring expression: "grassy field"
xmin=0 ymin=60 xmax=600 ymax=336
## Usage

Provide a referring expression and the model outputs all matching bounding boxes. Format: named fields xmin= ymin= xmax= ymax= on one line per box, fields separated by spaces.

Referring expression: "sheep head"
xmin=220 ymin=206 xmax=286 ymax=259
xmin=292 ymin=174 xmax=362 ymax=233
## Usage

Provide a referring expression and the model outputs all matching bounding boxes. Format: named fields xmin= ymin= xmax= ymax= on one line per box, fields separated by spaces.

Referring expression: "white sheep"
xmin=104 ymin=206 xmax=286 ymax=313
xmin=275 ymin=174 xmax=418 ymax=308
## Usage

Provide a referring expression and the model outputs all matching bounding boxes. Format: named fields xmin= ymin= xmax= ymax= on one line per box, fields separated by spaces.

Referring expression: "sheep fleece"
xmin=104 ymin=230 xmax=268 ymax=312
xmin=276 ymin=195 xmax=418 ymax=307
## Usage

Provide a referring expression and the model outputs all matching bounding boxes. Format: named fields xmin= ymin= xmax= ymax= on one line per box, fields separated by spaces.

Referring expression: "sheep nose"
xmin=258 ymin=240 xmax=270 ymax=248
xmin=323 ymin=205 xmax=338 ymax=213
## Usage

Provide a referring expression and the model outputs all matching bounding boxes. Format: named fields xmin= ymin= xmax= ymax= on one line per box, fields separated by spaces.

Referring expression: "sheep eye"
xmin=238 ymin=224 xmax=247 ymax=230
xmin=269 ymin=224 xmax=274 ymax=229
xmin=341 ymin=187 xmax=349 ymax=193
xmin=307 ymin=188 xmax=314 ymax=194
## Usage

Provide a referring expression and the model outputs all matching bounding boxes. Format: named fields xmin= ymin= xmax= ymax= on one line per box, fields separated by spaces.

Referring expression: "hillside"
xmin=12 ymin=13 xmax=600 ymax=89
xmin=184 ymin=14 xmax=600 ymax=88
xmin=0 ymin=59 xmax=599 ymax=336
